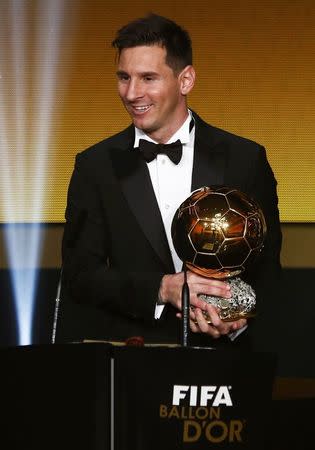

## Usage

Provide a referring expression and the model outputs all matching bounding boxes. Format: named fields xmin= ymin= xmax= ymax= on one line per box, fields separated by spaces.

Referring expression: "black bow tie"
xmin=138 ymin=139 xmax=182 ymax=165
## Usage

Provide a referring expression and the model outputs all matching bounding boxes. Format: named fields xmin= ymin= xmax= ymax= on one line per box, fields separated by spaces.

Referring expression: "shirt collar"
xmin=134 ymin=110 xmax=193 ymax=148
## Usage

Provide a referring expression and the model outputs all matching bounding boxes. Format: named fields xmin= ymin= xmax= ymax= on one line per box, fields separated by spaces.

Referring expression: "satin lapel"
xmin=191 ymin=116 xmax=227 ymax=191
xmin=110 ymin=137 xmax=174 ymax=272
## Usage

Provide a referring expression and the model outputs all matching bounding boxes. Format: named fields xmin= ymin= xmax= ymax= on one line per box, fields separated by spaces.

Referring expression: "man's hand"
xmin=190 ymin=304 xmax=247 ymax=338
xmin=159 ymin=271 xmax=247 ymax=338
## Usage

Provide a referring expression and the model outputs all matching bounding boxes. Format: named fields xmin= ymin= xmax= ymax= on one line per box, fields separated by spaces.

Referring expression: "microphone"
xmin=52 ymin=209 xmax=87 ymax=344
xmin=51 ymin=270 xmax=62 ymax=344
xmin=181 ymin=265 xmax=190 ymax=347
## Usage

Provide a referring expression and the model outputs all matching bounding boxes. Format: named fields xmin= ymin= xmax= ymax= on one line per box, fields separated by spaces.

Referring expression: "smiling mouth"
xmin=131 ymin=104 xmax=152 ymax=114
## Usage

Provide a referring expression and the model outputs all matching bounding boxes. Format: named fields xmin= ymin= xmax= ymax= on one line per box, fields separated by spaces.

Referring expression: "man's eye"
xmin=144 ymin=76 xmax=154 ymax=81
xmin=118 ymin=75 xmax=129 ymax=81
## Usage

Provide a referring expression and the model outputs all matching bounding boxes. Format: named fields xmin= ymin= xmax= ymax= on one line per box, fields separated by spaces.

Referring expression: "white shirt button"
xmin=165 ymin=204 xmax=170 ymax=210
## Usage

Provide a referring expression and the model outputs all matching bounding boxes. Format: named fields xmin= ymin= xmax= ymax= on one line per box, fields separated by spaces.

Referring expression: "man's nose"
xmin=125 ymin=79 xmax=143 ymax=101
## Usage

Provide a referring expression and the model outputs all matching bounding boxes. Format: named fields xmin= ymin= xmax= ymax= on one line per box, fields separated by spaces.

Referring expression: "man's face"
xmin=117 ymin=45 xmax=192 ymax=143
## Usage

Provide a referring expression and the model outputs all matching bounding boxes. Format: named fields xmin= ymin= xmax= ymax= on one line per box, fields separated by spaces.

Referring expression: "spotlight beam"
xmin=0 ymin=0 xmax=67 ymax=345
xmin=11 ymin=0 xmax=26 ymax=212
xmin=33 ymin=0 xmax=65 ymax=219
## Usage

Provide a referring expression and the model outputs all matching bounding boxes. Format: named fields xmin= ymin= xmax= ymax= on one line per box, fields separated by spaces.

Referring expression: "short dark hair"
xmin=112 ymin=13 xmax=192 ymax=73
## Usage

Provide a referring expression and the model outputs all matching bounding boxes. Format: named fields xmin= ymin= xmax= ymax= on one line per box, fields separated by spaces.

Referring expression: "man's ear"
xmin=179 ymin=65 xmax=196 ymax=95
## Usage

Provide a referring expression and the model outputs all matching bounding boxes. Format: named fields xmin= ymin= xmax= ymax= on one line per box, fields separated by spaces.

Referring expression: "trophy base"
xmin=195 ymin=277 xmax=256 ymax=323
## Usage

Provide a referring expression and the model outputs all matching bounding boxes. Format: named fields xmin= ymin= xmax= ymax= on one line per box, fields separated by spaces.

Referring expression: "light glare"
xmin=0 ymin=0 xmax=67 ymax=345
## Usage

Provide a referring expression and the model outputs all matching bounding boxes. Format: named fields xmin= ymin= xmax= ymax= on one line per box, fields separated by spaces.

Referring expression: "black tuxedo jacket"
xmin=60 ymin=112 xmax=282 ymax=346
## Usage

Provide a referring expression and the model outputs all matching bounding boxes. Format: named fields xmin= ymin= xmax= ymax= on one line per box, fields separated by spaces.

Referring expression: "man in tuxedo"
xmin=61 ymin=14 xmax=282 ymax=346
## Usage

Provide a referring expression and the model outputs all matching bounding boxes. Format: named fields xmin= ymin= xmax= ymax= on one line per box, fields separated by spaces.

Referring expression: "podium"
xmin=0 ymin=344 xmax=111 ymax=450
xmin=0 ymin=344 xmax=276 ymax=449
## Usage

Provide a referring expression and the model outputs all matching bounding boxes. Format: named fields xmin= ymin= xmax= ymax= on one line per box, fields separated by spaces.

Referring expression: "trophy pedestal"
xmin=197 ymin=277 xmax=256 ymax=322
